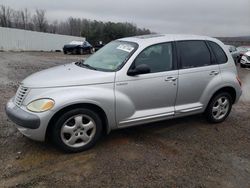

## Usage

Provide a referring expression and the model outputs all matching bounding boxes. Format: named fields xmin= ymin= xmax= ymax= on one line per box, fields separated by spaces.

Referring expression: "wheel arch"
xmin=45 ymin=103 xmax=109 ymax=141
xmin=207 ymin=86 xmax=237 ymax=107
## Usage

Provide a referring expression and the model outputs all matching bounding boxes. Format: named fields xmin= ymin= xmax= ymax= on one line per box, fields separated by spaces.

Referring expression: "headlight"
xmin=27 ymin=99 xmax=55 ymax=112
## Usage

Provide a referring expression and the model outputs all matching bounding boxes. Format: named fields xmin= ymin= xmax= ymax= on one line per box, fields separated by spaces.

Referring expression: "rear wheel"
xmin=72 ymin=49 xmax=78 ymax=55
xmin=89 ymin=48 xmax=94 ymax=54
xmin=52 ymin=108 xmax=103 ymax=152
xmin=205 ymin=92 xmax=232 ymax=123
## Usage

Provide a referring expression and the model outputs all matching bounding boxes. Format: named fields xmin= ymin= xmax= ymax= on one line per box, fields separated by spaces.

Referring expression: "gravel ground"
xmin=0 ymin=52 xmax=250 ymax=188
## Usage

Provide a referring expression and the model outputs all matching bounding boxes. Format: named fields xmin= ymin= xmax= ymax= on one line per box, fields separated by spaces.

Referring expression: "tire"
xmin=237 ymin=57 xmax=241 ymax=64
xmin=89 ymin=48 xmax=94 ymax=54
xmin=205 ymin=92 xmax=232 ymax=123
xmin=240 ymin=64 xmax=246 ymax=68
xmin=72 ymin=49 xmax=78 ymax=55
xmin=63 ymin=51 xmax=67 ymax=54
xmin=79 ymin=48 xmax=84 ymax=55
xmin=52 ymin=108 xmax=103 ymax=153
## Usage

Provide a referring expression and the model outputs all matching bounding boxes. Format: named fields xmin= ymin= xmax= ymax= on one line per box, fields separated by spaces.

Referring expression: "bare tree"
xmin=0 ymin=4 xmax=152 ymax=43
xmin=20 ymin=8 xmax=30 ymax=29
xmin=32 ymin=9 xmax=48 ymax=32
xmin=0 ymin=5 xmax=12 ymax=27
xmin=12 ymin=10 xmax=22 ymax=28
xmin=68 ymin=17 xmax=82 ymax=36
xmin=48 ymin=20 xmax=58 ymax=33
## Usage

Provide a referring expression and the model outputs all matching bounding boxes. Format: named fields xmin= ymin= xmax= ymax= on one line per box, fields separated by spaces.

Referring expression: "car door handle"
xmin=165 ymin=77 xmax=178 ymax=82
xmin=116 ymin=82 xmax=128 ymax=86
xmin=209 ymin=71 xmax=219 ymax=76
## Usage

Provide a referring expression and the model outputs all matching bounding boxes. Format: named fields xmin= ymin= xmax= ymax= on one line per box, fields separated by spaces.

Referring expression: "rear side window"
xmin=177 ymin=41 xmax=211 ymax=69
xmin=208 ymin=41 xmax=228 ymax=64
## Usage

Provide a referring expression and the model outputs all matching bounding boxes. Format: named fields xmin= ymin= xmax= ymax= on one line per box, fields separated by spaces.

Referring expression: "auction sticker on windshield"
xmin=117 ymin=44 xmax=134 ymax=53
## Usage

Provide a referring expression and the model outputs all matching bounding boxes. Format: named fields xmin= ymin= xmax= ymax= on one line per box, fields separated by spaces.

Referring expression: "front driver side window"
xmin=133 ymin=42 xmax=173 ymax=73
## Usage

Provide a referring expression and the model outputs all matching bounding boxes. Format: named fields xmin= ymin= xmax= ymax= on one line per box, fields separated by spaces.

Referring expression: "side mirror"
xmin=127 ymin=64 xmax=151 ymax=76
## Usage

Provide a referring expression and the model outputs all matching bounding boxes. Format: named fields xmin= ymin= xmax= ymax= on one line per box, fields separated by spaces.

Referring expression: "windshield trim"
xmin=82 ymin=40 xmax=139 ymax=72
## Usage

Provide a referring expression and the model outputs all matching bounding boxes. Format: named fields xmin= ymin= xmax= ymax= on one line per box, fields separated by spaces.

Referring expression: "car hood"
xmin=22 ymin=62 xmax=115 ymax=88
xmin=245 ymin=51 xmax=250 ymax=56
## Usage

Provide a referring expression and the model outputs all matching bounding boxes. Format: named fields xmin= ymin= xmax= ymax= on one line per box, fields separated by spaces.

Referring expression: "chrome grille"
xmin=14 ymin=85 xmax=29 ymax=107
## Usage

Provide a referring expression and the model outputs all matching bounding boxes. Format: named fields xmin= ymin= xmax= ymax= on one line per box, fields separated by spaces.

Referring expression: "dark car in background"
xmin=94 ymin=41 xmax=105 ymax=51
xmin=63 ymin=41 xmax=94 ymax=55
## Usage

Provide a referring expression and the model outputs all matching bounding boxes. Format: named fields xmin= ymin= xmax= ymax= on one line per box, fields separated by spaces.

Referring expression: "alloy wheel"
xmin=212 ymin=96 xmax=230 ymax=120
xmin=60 ymin=114 xmax=96 ymax=148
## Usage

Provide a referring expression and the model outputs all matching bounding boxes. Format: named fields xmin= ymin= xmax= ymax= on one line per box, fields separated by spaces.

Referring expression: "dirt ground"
xmin=0 ymin=52 xmax=250 ymax=188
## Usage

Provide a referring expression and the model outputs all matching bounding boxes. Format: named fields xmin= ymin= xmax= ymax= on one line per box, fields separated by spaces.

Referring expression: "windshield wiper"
xmin=76 ymin=60 xmax=97 ymax=70
xmin=81 ymin=63 xmax=97 ymax=70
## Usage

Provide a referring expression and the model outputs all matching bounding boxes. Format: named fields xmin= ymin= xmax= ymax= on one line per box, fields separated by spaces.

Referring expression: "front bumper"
xmin=5 ymin=100 xmax=40 ymax=129
xmin=5 ymin=99 xmax=52 ymax=141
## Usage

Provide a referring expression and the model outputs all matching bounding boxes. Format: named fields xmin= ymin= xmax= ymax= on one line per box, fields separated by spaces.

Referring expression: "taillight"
xmin=236 ymin=76 xmax=242 ymax=87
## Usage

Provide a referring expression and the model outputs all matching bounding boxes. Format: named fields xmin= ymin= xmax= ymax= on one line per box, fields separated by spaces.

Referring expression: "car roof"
xmin=118 ymin=34 xmax=218 ymax=46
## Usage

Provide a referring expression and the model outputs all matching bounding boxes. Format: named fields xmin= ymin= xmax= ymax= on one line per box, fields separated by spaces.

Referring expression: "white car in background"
xmin=226 ymin=45 xmax=240 ymax=63
xmin=237 ymin=46 xmax=250 ymax=54
xmin=240 ymin=51 xmax=250 ymax=68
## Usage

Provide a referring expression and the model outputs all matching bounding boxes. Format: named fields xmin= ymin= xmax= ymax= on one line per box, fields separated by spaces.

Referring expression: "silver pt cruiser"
xmin=6 ymin=34 xmax=242 ymax=152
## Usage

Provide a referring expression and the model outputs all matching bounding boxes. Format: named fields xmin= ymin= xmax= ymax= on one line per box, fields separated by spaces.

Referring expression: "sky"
xmin=1 ymin=0 xmax=250 ymax=37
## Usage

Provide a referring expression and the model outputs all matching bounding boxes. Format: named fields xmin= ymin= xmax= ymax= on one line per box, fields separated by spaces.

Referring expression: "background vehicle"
xmin=226 ymin=45 xmax=240 ymax=63
xmin=94 ymin=41 xmax=105 ymax=51
xmin=240 ymin=51 xmax=250 ymax=68
xmin=63 ymin=41 xmax=94 ymax=55
xmin=6 ymin=35 xmax=242 ymax=152
xmin=237 ymin=46 xmax=250 ymax=58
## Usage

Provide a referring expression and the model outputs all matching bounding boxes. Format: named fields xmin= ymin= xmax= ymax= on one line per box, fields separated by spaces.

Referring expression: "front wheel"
xmin=205 ymin=92 xmax=232 ymax=123
xmin=52 ymin=108 xmax=103 ymax=152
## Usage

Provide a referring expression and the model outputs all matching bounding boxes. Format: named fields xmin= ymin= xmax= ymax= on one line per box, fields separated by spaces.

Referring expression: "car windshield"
xmin=83 ymin=41 xmax=138 ymax=71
